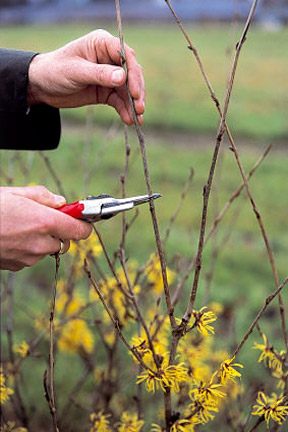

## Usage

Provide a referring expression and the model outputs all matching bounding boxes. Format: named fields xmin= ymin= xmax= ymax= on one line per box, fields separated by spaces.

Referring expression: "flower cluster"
xmin=144 ymin=253 xmax=176 ymax=293
xmin=89 ymin=411 xmax=144 ymax=432
xmin=13 ymin=341 xmax=29 ymax=358
xmin=252 ymin=391 xmax=288 ymax=427
xmin=0 ymin=366 xmax=14 ymax=405
xmin=251 ymin=332 xmax=288 ymax=427
xmin=90 ymin=411 xmax=111 ymax=432
xmin=254 ymin=332 xmax=287 ymax=389
xmin=137 ymin=354 xmax=188 ymax=393
xmin=0 ymin=421 xmax=27 ymax=432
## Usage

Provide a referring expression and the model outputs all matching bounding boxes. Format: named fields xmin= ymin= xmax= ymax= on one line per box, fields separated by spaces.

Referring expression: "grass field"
xmin=0 ymin=22 xmax=287 ymax=138
xmin=1 ymin=21 xmax=288 ymax=431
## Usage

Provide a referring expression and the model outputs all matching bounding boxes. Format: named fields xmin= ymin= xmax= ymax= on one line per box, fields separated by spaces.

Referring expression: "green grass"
xmin=0 ymin=22 xmax=287 ymax=138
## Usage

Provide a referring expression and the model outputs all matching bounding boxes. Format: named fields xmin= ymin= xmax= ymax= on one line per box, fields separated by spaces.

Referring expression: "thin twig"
xmin=6 ymin=272 xmax=29 ymax=427
xmin=162 ymin=167 xmax=194 ymax=246
xmin=182 ymin=0 xmax=259 ymax=322
xmin=232 ymin=277 xmax=288 ymax=359
xmin=165 ymin=0 xmax=287 ymax=349
xmin=38 ymin=151 xmax=67 ymax=199
xmin=115 ymin=0 xmax=176 ymax=332
xmin=92 ymin=225 xmax=132 ymax=300
xmin=44 ymin=254 xmax=61 ymax=432
xmin=84 ymin=258 xmax=156 ymax=375
xmin=118 ymin=249 xmax=161 ymax=369
xmin=172 ymin=143 xmax=272 ymax=306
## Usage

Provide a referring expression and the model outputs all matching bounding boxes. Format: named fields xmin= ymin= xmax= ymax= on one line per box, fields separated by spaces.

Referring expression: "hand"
xmin=28 ymin=29 xmax=145 ymax=125
xmin=0 ymin=186 xmax=92 ymax=272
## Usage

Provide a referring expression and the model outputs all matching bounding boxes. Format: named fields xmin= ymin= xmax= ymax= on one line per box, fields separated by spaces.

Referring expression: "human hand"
xmin=28 ymin=29 xmax=145 ymax=125
xmin=0 ymin=186 xmax=92 ymax=272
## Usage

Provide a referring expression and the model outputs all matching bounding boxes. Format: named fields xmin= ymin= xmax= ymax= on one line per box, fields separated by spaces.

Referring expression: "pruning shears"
xmin=58 ymin=193 xmax=161 ymax=223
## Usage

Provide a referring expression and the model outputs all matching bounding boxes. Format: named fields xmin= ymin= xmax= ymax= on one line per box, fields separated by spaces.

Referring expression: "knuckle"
xmin=96 ymin=66 xmax=106 ymax=83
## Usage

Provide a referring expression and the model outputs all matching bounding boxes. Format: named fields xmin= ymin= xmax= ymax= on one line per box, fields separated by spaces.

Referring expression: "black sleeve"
xmin=0 ymin=48 xmax=61 ymax=151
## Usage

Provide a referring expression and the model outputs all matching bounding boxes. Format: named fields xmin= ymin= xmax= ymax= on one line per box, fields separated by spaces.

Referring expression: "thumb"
xmin=11 ymin=186 xmax=66 ymax=208
xmin=75 ymin=60 xmax=126 ymax=88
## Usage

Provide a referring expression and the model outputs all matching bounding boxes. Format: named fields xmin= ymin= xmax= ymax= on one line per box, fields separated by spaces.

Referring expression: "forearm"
xmin=0 ymin=48 xmax=61 ymax=151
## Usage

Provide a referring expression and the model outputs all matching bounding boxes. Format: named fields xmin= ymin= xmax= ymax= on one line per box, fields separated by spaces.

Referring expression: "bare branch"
xmin=115 ymin=0 xmax=176 ymax=331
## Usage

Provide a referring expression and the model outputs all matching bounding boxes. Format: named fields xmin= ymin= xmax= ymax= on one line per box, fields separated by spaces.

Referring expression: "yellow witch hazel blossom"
xmin=189 ymin=380 xmax=226 ymax=405
xmin=13 ymin=341 xmax=29 ymax=358
xmin=117 ymin=411 xmax=144 ymax=432
xmin=218 ymin=356 xmax=243 ymax=385
xmin=170 ymin=419 xmax=195 ymax=432
xmin=253 ymin=333 xmax=286 ymax=377
xmin=188 ymin=398 xmax=219 ymax=424
xmin=252 ymin=391 xmax=288 ymax=427
xmin=90 ymin=411 xmax=112 ymax=432
xmin=151 ymin=420 xmax=195 ymax=432
xmin=0 ymin=366 xmax=14 ymax=405
xmin=58 ymin=318 xmax=94 ymax=354
xmin=56 ymin=291 xmax=85 ymax=317
xmin=187 ymin=377 xmax=226 ymax=425
xmin=69 ymin=235 xmax=102 ymax=260
xmin=192 ymin=307 xmax=217 ymax=337
xmin=273 ymin=368 xmax=288 ymax=390
xmin=253 ymin=333 xmax=277 ymax=368
xmin=145 ymin=253 xmax=175 ymax=293
xmin=137 ymin=353 xmax=188 ymax=393
xmin=90 ymin=260 xmax=141 ymax=325
xmin=68 ymin=234 xmax=102 ymax=277
xmin=0 ymin=422 xmax=27 ymax=432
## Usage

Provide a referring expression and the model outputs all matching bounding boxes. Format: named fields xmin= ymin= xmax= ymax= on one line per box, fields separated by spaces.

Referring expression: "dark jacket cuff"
xmin=0 ymin=105 xmax=61 ymax=150
xmin=0 ymin=48 xmax=37 ymax=113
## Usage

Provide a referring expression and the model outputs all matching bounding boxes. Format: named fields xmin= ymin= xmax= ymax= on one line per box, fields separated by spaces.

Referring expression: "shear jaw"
xmin=79 ymin=193 xmax=161 ymax=222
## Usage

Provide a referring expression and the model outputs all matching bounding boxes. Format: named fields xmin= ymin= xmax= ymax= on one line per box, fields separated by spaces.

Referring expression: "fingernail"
xmin=54 ymin=194 xmax=66 ymax=206
xmin=112 ymin=69 xmax=125 ymax=84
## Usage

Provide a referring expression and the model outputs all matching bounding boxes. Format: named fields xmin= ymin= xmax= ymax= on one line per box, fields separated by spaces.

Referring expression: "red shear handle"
xmin=58 ymin=202 xmax=85 ymax=219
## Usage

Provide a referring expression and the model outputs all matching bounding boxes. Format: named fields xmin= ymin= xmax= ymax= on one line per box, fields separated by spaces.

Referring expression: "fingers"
xmin=47 ymin=209 xmax=92 ymax=242
xmin=79 ymin=30 xmax=145 ymax=123
xmin=6 ymin=185 xmax=66 ymax=208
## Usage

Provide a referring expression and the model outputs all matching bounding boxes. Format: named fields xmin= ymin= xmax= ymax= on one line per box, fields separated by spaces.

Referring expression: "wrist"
xmin=27 ymin=54 xmax=44 ymax=105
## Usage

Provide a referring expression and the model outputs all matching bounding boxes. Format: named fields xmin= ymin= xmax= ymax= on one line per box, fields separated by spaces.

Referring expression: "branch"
xmin=232 ymin=277 xmax=288 ymax=359
xmin=115 ymin=0 xmax=176 ymax=331
xmin=84 ymin=258 xmax=156 ymax=375
xmin=44 ymin=254 xmax=61 ymax=432
xmin=182 ymin=0 xmax=259 ymax=322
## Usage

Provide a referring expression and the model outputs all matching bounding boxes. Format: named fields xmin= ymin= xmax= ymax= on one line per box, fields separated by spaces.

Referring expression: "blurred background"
xmin=1 ymin=1 xmax=287 ymax=431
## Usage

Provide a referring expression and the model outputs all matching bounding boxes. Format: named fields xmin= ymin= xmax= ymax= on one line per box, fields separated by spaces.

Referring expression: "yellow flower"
xmin=252 ymin=391 xmax=288 ymax=427
xmin=253 ymin=333 xmax=275 ymax=369
xmin=70 ymin=235 xmax=102 ymax=260
xmin=117 ymin=411 xmax=144 ymax=432
xmin=90 ymin=411 xmax=111 ymax=432
xmin=0 ymin=366 xmax=14 ymax=405
xmin=151 ymin=424 xmax=164 ymax=432
xmin=145 ymin=254 xmax=175 ymax=293
xmin=272 ymin=368 xmax=288 ymax=390
xmin=170 ymin=419 xmax=195 ymax=432
xmin=137 ymin=355 xmax=188 ymax=393
xmin=188 ymin=399 xmax=219 ymax=425
xmin=189 ymin=381 xmax=226 ymax=405
xmin=13 ymin=341 xmax=29 ymax=358
xmin=192 ymin=307 xmax=217 ymax=337
xmin=0 ymin=421 xmax=27 ymax=432
xmin=90 ymin=261 xmax=141 ymax=325
xmin=218 ymin=356 xmax=243 ymax=385
xmin=208 ymin=302 xmax=224 ymax=315
xmin=58 ymin=318 xmax=94 ymax=354
xmin=56 ymin=292 xmax=85 ymax=317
